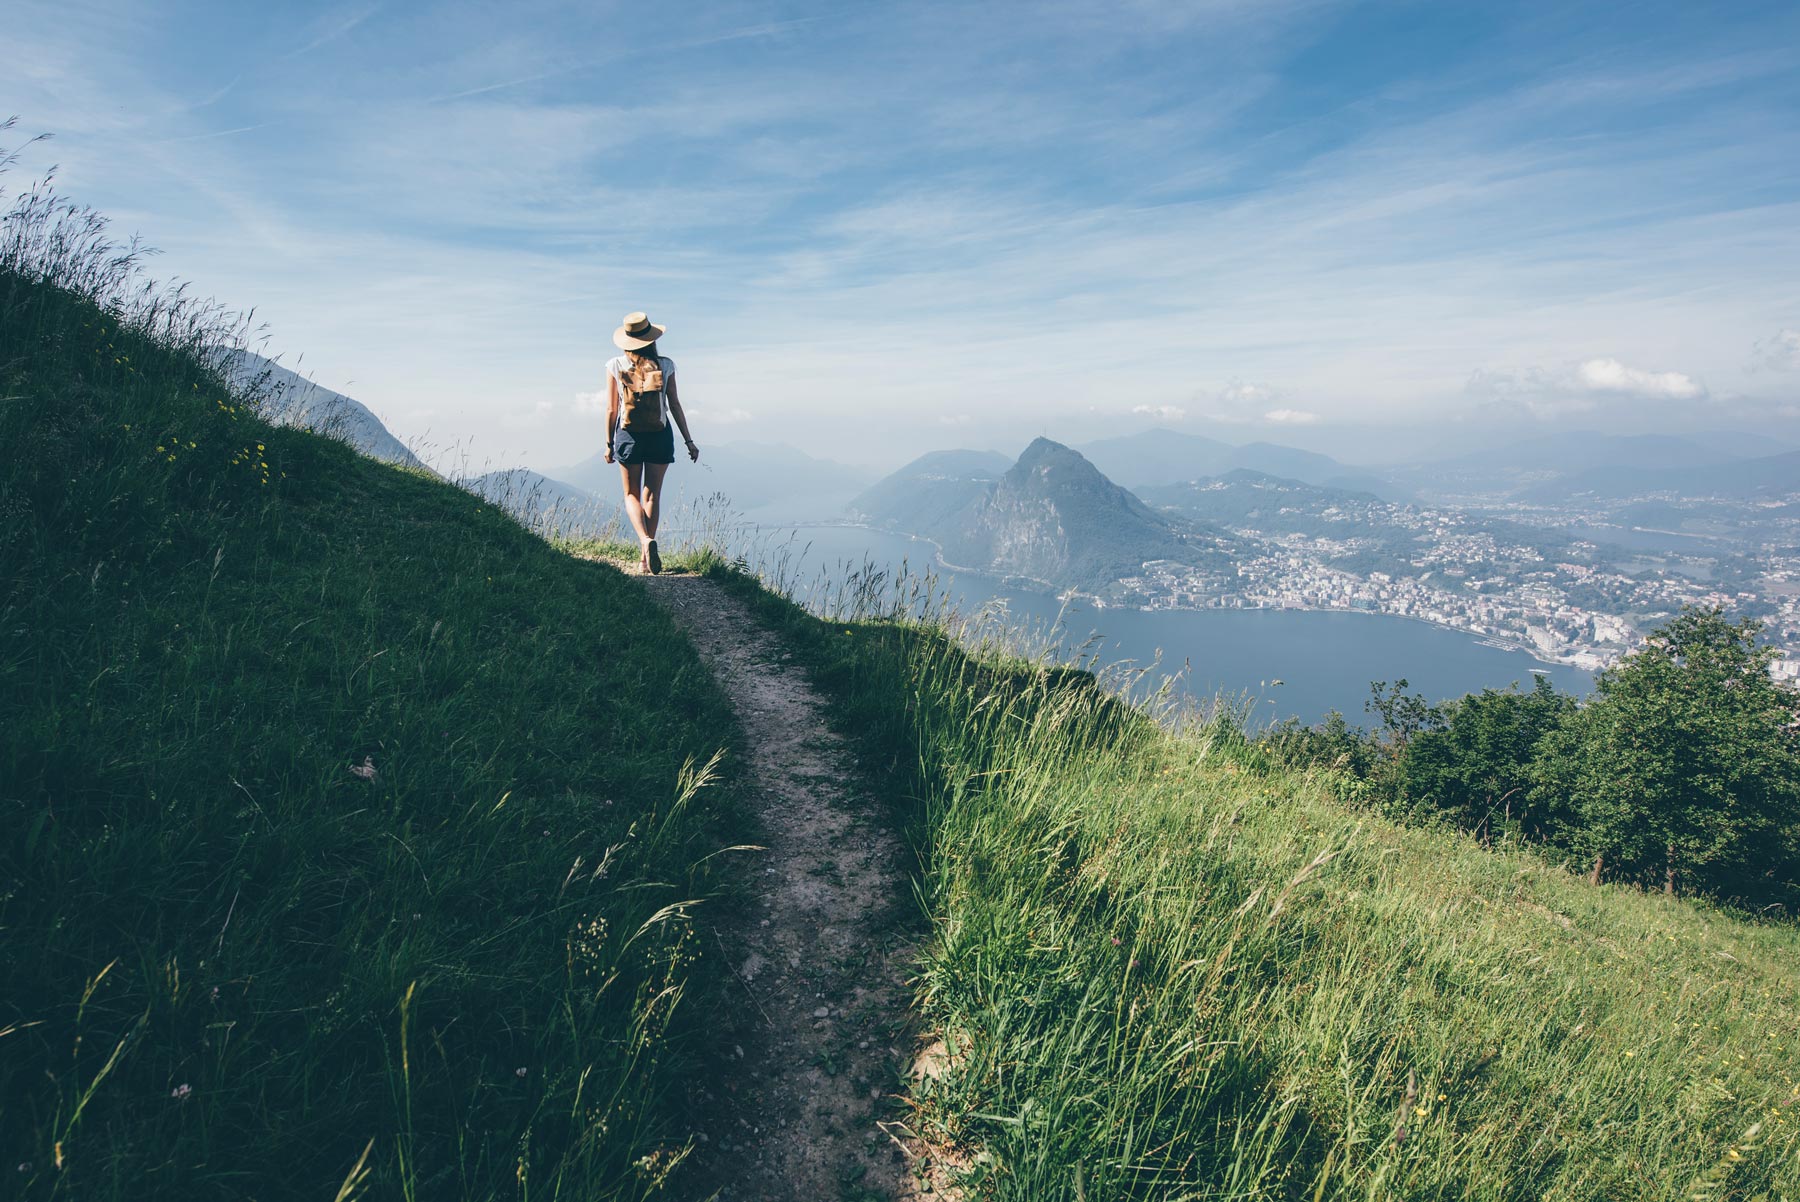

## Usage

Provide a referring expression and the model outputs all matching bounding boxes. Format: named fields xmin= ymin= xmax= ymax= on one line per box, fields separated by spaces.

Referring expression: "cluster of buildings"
xmin=1107 ymin=527 xmax=1800 ymax=680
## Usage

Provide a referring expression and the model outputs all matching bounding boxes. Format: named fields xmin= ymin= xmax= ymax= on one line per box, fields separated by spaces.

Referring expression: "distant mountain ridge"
xmin=221 ymin=349 xmax=425 ymax=470
xmin=848 ymin=449 xmax=1011 ymax=539
xmin=1518 ymin=449 xmax=1800 ymax=503
xmin=460 ymin=468 xmax=619 ymax=538
xmin=1076 ymin=428 xmax=1397 ymax=498
xmin=1396 ymin=431 xmax=1786 ymax=500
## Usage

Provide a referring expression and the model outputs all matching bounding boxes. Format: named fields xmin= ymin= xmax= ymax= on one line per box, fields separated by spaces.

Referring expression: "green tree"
xmin=1263 ymin=709 xmax=1377 ymax=781
xmin=1531 ymin=607 xmax=1800 ymax=899
xmin=1397 ymin=676 xmax=1575 ymax=838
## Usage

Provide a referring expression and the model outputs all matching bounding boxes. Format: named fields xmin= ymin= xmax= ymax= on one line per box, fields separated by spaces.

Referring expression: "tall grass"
xmin=1 ymin=138 xmax=740 ymax=1199
xmin=709 ymin=561 xmax=1800 ymax=1199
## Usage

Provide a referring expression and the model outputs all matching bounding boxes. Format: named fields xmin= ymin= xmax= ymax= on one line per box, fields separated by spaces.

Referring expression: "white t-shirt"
xmin=607 ymin=354 xmax=675 ymax=428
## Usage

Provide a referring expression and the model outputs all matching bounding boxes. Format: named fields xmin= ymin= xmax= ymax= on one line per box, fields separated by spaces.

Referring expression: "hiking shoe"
xmin=646 ymin=539 xmax=662 ymax=575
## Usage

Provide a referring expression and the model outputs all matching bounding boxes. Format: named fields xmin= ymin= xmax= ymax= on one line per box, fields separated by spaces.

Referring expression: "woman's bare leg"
xmin=641 ymin=461 xmax=670 ymax=538
xmin=620 ymin=462 xmax=651 ymax=549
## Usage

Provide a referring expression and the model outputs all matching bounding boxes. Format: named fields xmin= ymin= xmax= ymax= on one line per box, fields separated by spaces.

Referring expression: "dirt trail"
xmin=641 ymin=573 xmax=924 ymax=1201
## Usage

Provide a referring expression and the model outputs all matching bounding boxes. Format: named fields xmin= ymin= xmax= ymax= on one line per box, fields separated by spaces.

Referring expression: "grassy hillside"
xmin=710 ymin=565 xmax=1800 ymax=1200
xmin=1 ymin=261 xmax=739 ymax=1196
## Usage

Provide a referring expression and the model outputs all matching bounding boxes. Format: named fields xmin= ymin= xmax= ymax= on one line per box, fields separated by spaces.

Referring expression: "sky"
xmin=7 ymin=0 xmax=1800 ymax=475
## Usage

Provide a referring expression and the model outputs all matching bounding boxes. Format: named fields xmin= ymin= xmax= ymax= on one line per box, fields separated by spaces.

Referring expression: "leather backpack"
xmin=619 ymin=355 xmax=667 ymax=432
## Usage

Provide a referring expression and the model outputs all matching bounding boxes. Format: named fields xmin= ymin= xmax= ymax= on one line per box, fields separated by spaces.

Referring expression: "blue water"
xmin=729 ymin=522 xmax=1594 ymax=728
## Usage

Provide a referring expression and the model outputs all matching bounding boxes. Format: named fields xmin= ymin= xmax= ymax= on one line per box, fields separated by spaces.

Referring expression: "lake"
xmin=719 ymin=521 xmax=1594 ymax=727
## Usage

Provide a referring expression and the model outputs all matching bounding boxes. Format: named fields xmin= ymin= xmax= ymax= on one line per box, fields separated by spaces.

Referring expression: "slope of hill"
xmin=221 ymin=348 xmax=425 ymax=470
xmin=1078 ymin=427 xmax=1396 ymax=496
xmin=2 ymin=267 xmax=737 ymax=1198
xmin=711 ymin=564 xmax=1800 ymax=1201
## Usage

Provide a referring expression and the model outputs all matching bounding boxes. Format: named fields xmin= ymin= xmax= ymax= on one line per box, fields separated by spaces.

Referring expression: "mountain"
xmin=857 ymin=438 xmax=1235 ymax=590
xmin=1076 ymin=428 xmax=1396 ymax=497
xmin=1679 ymin=430 xmax=1800 ymax=460
xmin=1521 ymin=449 xmax=1800 ymax=503
xmin=1399 ymin=432 xmax=1751 ymax=498
xmin=460 ymin=469 xmax=620 ymax=538
xmin=848 ymin=449 xmax=1012 ymax=537
xmin=556 ymin=439 xmax=874 ymax=521
xmin=221 ymin=349 xmax=425 ymax=470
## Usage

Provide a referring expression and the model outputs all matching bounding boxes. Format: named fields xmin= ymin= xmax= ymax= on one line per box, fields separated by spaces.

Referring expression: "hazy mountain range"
xmin=209 ymin=361 xmax=1795 ymax=571
xmin=1076 ymin=428 xmax=1398 ymax=498
xmin=1515 ymin=450 xmax=1800 ymax=503
xmin=1394 ymin=431 xmax=1800 ymax=501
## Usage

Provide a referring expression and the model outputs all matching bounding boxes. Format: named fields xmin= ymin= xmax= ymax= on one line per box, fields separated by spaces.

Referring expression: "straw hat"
xmin=612 ymin=311 xmax=666 ymax=350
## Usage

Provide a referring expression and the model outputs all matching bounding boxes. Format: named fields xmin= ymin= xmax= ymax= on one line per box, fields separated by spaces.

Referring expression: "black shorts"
xmin=613 ymin=424 xmax=674 ymax=466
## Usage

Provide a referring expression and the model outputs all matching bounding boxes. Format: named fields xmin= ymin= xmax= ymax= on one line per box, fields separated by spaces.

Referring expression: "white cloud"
xmin=1468 ymin=356 xmax=1708 ymax=419
xmin=1753 ymin=329 xmax=1800 ymax=371
xmin=1264 ymin=408 xmax=1320 ymax=425
xmin=1575 ymin=357 xmax=1704 ymax=399
xmin=1219 ymin=381 xmax=1277 ymax=406
xmin=1131 ymin=404 xmax=1187 ymax=421
xmin=573 ymin=390 xmax=606 ymax=414
xmin=938 ymin=414 xmax=974 ymax=426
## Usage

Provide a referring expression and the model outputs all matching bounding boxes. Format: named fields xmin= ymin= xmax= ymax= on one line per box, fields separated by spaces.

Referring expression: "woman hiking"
xmin=604 ymin=311 xmax=698 ymax=574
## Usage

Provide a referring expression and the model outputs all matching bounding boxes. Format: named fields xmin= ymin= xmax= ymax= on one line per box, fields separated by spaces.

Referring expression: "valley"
xmin=850 ymin=432 xmax=1800 ymax=678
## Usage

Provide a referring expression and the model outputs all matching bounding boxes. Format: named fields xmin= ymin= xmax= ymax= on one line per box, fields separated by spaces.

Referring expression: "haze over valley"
xmin=276 ymin=369 xmax=1799 ymax=714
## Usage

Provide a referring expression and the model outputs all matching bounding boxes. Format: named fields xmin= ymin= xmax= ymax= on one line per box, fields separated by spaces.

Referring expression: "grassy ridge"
xmin=709 ymin=564 xmax=1800 ymax=1200
xmin=1 ymin=270 xmax=738 ymax=1199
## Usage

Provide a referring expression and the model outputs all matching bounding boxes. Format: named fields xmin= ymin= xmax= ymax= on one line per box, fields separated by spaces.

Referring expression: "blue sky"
xmin=8 ymin=0 xmax=1800 ymax=472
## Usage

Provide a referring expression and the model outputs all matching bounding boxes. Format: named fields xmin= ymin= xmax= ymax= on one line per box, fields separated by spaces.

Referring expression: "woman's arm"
xmin=666 ymin=375 xmax=698 ymax=461
xmin=603 ymin=368 xmax=619 ymax=463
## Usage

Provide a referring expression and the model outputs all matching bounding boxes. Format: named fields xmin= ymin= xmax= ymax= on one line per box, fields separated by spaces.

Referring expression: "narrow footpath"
xmin=641 ymin=573 xmax=925 ymax=1201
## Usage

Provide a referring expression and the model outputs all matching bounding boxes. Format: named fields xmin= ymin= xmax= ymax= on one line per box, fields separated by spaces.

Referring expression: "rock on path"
xmin=642 ymin=574 xmax=922 ymax=1201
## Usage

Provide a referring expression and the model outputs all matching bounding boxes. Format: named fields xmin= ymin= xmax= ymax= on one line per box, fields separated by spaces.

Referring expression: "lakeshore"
xmin=724 ymin=520 xmax=1595 ymax=725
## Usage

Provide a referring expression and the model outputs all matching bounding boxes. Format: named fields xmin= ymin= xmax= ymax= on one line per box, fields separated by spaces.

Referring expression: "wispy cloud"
xmin=1753 ymin=329 xmax=1800 ymax=372
xmin=286 ymin=2 xmax=382 ymax=59
xmin=151 ymin=124 xmax=268 ymax=145
xmin=8 ymin=0 xmax=1798 ymax=470
xmin=427 ymin=17 xmax=825 ymax=103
